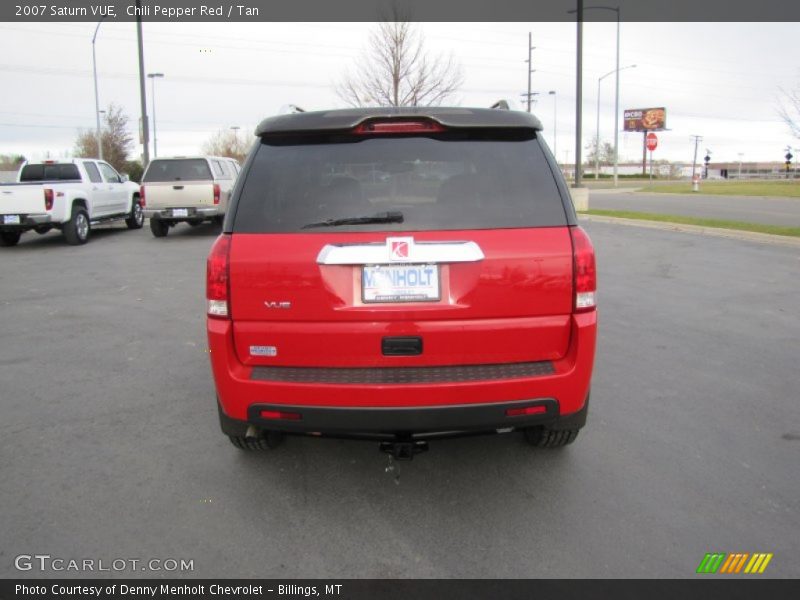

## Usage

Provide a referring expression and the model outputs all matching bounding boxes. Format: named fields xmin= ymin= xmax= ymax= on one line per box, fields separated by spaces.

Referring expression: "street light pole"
xmin=612 ymin=8 xmax=621 ymax=187
xmin=147 ymin=73 xmax=164 ymax=158
xmin=596 ymin=64 xmax=635 ymax=180
xmin=549 ymin=91 xmax=557 ymax=161
xmin=91 ymin=16 xmax=106 ymax=160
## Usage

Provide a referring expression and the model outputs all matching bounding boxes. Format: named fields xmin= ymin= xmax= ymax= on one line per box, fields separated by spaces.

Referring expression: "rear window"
xmin=19 ymin=163 xmax=81 ymax=182
xmin=143 ymin=159 xmax=212 ymax=182
xmin=232 ymin=131 xmax=567 ymax=233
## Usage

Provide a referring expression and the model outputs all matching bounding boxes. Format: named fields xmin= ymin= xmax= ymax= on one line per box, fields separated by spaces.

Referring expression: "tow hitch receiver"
xmin=379 ymin=440 xmax=429 ymax=460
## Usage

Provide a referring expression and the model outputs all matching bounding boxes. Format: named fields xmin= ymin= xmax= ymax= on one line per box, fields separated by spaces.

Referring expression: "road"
xmin=589 ymin=189 xmax=800 ymax=227
xmin=1 ymin=221 xmax=798 ymax=578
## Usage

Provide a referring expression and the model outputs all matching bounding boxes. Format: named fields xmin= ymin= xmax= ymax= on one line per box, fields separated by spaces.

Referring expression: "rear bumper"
xmin=144 ymin=207 xmax=220 ymax=219
xmin=0 ymin=214 xmax=52 ymax=230
xmin=209 ymin=311 xmax=596 ymax=434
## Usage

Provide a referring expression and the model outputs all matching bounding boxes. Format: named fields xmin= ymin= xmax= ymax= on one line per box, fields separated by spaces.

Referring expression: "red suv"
xmin=207 ymin=106 xmax=596 ymax=459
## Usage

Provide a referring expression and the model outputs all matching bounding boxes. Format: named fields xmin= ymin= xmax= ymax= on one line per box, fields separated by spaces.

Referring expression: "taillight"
xmin=260 ymin=410 xmax=302 ymax=421
xmin=43 ymin=188 xmax=54 ymax=211
xmin=570 ymin=226 xmax=597 ymax=312
xmin=213 ymin=183 xmax=221 ymax=205
xmin=139 ymin=185 xmax=146 ymax=207
xmin=353 ymin=119 xmax=446 ymax=135
xmin=207 ymin=234 xmax=231 ymax=319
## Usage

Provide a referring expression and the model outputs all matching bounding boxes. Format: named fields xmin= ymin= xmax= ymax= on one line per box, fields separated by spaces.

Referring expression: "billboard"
xmin=624 ymin=107 xmax=667 ymax=131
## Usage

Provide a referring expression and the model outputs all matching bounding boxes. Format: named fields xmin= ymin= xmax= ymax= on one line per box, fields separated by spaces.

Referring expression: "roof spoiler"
xmin=490 ymin=100 xmax=511 ymax=110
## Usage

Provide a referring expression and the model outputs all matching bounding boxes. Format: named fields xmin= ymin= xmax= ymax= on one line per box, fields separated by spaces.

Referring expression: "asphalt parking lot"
xmin=1 ymin=220 xmax=798 ymax=578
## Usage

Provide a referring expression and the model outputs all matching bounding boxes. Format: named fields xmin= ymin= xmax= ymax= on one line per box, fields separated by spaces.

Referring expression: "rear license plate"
xmin=172 ymin=208 xmax=188 ymax=217
xmin=362 ymin=264 xmax=440 ymax=303
xmin=3 ymin=215 xmax=20 ymax=224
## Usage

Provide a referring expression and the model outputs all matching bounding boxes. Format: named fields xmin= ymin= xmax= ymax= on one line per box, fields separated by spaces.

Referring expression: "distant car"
xmin=0 ymin=159 xmax=143 ymax=246
xmin=140 ymin=156 xmax=240 ymax=237
xmin=206 ymin=106 xmax=597 ymax=459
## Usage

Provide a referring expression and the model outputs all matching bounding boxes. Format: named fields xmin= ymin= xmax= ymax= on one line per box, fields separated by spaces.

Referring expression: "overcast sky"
xmin=1 ymin=21 xmax=799 ymax=165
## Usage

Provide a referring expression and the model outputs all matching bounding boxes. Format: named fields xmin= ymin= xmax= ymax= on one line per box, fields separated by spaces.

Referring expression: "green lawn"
xmin=579 ymin=209 xmax=800 ymax=238
xmin=646 ymin=180 xmax=800 ymax=197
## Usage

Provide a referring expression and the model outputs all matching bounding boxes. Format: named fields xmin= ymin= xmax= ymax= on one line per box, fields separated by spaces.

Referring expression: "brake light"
xmin=570 ymin=226 xmax=597 ymax=312
xmin=213 ymin=183 xmax=221 ymax=205
xmin=207 ymin=234 xmax=231 ymax=318
xmin=43 ymin=188 xmax=54 ymax=211
xmin=353 ymin=119 xmax=446 ymax=135
xmin=139 ymin=185 xmax=146 ymax=207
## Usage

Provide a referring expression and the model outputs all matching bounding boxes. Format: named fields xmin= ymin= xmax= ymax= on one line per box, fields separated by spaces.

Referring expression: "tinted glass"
xmin=20 ymin=163 xmax=81 ymax=182
xmin=143 ymin=159 xmax=213 ymax=182
xmin=233 ymin=132 xmax=567 ymax=233
xmin=83 ymin=162 xmax=102 ymax=183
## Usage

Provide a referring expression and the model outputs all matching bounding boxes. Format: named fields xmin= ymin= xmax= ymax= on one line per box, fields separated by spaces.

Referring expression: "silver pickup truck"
xmin=141 ymin=156 xmax=240 ymax=237
xmin=0 ymin=159 xmax=143 ymax=246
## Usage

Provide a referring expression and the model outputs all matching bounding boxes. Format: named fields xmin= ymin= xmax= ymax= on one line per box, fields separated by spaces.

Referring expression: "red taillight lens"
xmin=260 ymin=410 xmax=302 ymax=421
xmin=353 ymin=119 xmax=446 ymax=135
xmin=139 ymin=185 xmax=146 ymax=207
xmin=207 ymin=234 xmax=231 ymax=319
xmin=213 ymin=183 xmax=221 ymax=205
xmin=571 ymin=226 xmax=597 ymax=312
xmin=43 ymin=188 xmax=54 ymax=211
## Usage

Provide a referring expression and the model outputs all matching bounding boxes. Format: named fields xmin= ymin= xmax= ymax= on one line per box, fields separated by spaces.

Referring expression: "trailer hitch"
xmin=379 ymin=439 xmax=429 ymax=461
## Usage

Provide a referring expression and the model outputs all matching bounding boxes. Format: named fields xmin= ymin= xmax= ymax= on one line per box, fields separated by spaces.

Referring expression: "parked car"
xmin=206 ymin=106 xmax=597 ymax=459
xmin=140 ymin=156 xmax=240 ymax=237
xmin=0 ymin=159 xmax=142 ymax=246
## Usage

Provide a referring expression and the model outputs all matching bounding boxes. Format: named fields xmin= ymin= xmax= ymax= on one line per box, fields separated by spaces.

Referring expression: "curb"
xmin=578 ymin=214 xmax=800 ymax=248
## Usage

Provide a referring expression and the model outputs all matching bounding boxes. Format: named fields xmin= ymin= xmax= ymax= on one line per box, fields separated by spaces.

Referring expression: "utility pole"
xmin=521 ymin=33 xmax=537 ymax=112
xmin=690 ymin=135 xmax=702 ymax=180
xmin=135 ymin=0 xmax=150 ymax=168
xmin=574 ymin=0 xmax=584 ymax=187
xmin=91 ymin=16 xmax=106 ymax=160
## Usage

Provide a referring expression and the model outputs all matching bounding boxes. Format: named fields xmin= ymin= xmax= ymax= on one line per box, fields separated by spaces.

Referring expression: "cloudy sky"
xmin=1 ymin=20 xmax=799 ymax=165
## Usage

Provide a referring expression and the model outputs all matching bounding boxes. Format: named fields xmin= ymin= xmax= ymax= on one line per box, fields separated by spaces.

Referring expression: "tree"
xmin=584 ymin=137 xmax=615 ymax=167
xmin=202 ymin=129 xmax=250 ymax=163
xmin=778 ymin=85 xmax=800 ymax=140
xmin=74 ymin=104 xmax=134 ymax=173
xmin=336 ymin=12 xmax=463 ymax=107
xmin=0 ymin=154 xmax=26 ymax=169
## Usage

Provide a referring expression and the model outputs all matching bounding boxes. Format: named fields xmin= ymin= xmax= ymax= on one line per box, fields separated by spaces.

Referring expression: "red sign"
xmin=646 ymin=132 xmax=658 ymax=152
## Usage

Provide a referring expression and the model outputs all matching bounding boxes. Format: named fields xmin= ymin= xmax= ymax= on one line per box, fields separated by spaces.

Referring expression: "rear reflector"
xmin=260 ymin=410 xmax=302 ymax=421
xmin=506 ymin=405 xmax=547 ymax=417
xmin=353 ymin=120 xmax=446 ymax=135
xmin=570 ymin=226 xmax=597 ymax=312
xmin=206 ymin=234 xmax=231 ymax=319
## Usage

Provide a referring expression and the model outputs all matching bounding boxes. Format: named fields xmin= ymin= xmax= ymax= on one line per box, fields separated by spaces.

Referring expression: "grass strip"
xmin=579 ymin=209 xmax=800 ymax=238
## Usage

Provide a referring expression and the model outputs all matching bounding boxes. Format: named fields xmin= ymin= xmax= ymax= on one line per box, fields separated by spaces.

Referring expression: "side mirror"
xmin=120 ymin=173 xmax=130 ymax=182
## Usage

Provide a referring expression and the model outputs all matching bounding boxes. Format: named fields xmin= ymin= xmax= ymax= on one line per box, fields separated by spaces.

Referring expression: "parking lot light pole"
xmin=595 ymin=64 xmax=635 ymax=179
xmin=549 ymin=91 xmax=557 ymax=161
xmin=91 ymin=16 xmax=107 ymax=160
xmin=147 ymin=73 xmax=164 ymax=158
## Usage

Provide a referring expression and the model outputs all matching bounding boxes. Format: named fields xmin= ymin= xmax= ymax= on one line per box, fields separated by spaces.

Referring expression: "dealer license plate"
xmin=172 ymin=208 xmax=188 ymax=217
xmin=3 ymin=215 xmax=21 ymax=224
xmin=362 ymin=264 xmax=440 ymax=303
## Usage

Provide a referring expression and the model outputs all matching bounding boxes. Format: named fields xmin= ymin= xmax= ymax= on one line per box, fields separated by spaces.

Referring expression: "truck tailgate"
xmin=0 ymin=185 xmax=46 ymax=214
xmin=144 ymin=182 xmax=215 ymax=208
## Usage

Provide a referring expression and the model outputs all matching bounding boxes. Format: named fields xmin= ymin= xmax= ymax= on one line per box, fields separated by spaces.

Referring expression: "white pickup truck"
xmin=0 ymin=159 xmax=143 ymax=246
xmin=140 ymin=156 xmax=240 ymax=237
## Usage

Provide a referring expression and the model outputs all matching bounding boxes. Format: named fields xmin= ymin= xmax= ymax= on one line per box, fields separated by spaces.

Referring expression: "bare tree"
xmin=778 ymin=85 xmax=800 ymax=140
xmin=74 ymin=104 xmax=133 ymax=173
xmin=202 ymin=129 xmax=250 ymax=163
xmin=337 ymin=15 xmax=463 ymax=107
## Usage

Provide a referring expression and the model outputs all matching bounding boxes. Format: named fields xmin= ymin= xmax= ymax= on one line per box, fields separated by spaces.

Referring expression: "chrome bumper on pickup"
xmin=144 ymin=207 xmax=220 ymax=219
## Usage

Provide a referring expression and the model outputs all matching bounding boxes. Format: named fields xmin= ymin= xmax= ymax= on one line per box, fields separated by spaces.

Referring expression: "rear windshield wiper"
xmin=301 ymin=211 xmax=404 ymax=229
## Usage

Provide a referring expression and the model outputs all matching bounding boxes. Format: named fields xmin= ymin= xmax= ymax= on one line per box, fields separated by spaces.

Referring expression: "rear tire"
xmin=149 ymin=217 xmax=169 ymax=237
xmin=63 ymin=208 xmax=90 ymax=245
xmin=126 ymin=198 xmax=144 ymax=229
xmin=0 ymin=232 xmax=21 ymax=247
xmin=228 ymin=432 xmax=284 ymax=451
xmin=524 ymin=427 xmax=579 ymax=448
